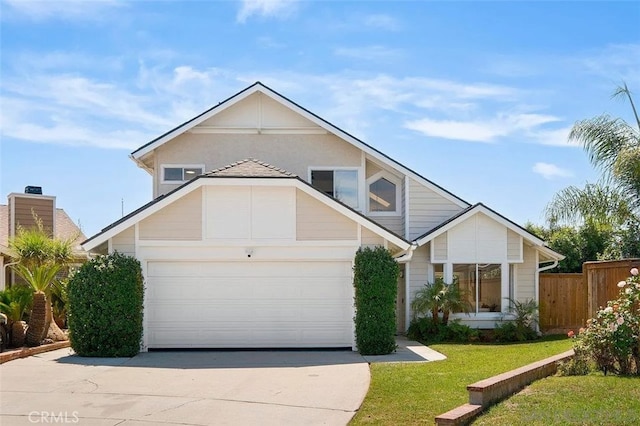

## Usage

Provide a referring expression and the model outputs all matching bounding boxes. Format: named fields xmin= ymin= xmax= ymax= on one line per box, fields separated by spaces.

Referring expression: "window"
xmin=453 ymin=264 xmax=502 ymax=313
xmin=310 ymin=169 xmax=359 ymax=208
xmin=369 ymin=178 xmax=396 ymax=212
xmin=162 ymin=165 xmax=204 ymax=183
xmin=366 ymin=172 xmax=400 ymax=215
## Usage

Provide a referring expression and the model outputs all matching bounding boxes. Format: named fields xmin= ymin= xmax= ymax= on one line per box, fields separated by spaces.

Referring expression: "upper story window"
xmin=161 ymin=165 xmax=205 ymax=183
xmin=367 ymin=171 xmax=401 ymax=215
xmin=310 ymin=169 xmax=359 ymax=209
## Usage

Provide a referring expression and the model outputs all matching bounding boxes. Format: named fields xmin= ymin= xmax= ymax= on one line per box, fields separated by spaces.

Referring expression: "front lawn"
xmin=473 ymin=374 xmax=640 ymax=425
xmin=351 ymin=336 xmax=573 ymax=425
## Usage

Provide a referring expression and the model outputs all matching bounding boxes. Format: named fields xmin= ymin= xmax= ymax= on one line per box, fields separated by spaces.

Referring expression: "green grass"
xmin=351 ymin=336 xmax=573 ymax=425
xmin=473 ymin=374 xmax=640 ymax=425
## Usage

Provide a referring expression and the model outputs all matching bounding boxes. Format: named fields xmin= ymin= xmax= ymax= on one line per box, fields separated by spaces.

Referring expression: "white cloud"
xmin=404 ymin=113 xmax=561 ymax=143
xmin=531 ymin=126 xmax=578 ymax=147
xmin=237 ymin=0 xmax=298 ymax=23
xmin=532 ymin=162 xmax=574 ymax=180
xmin=2 ymin=0 xmax=124 ymax=21
xmin=364 ymin=14 xmax=401 ymax=31
xmin=334 ymin=46 xmax=403 ymax=61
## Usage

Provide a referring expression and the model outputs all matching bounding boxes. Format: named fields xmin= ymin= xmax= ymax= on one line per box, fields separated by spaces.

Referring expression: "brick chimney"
xmin=7 ymin=187 xmax=56 ymax=238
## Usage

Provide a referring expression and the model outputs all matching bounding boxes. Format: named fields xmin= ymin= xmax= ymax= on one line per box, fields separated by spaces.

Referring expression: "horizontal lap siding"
xmin=507 ymin=230 xmax=521 ymax=261
xmin=361 ymin=227 xmax=385 ymax=247
xmin=111 ymin=226 xmax=135 ymax=256
xmin=409 ymin=245 xmax=430 ymax=307
xmin=408 ymin=178 xmax=462 ymax=240
xmin=12 ymin=197 xmax=54 ymax=235
xmin=516 ymin=245 xmax=536 ymax=301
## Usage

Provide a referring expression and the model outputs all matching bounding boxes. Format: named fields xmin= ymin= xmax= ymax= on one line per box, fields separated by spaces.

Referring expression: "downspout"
xmin=2 ymin=260 xmax=19 ymax=290
xmin=393 ymin=243 xmax=417 ymax=263
xmin=538 ymin=260 xmax=559 ymax=273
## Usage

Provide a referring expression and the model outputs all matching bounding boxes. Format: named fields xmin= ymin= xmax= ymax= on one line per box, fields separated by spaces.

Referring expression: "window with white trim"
xmin=310 ymin=169 xmax=359 ymax=209
xmin=367 ymin=171 xmax=401 ymax=215
xmin=161 ymin=165 xmax=204 ymax=183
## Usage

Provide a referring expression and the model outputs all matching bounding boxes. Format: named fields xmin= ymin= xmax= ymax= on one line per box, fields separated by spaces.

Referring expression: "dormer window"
xmin=162 ymin=165 xmax=205 ymax=183
xmin=367 ymin=171 xmax=401 ymax=215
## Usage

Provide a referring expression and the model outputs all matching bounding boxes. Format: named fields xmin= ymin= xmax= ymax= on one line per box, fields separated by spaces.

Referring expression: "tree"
xmin=546 ymin=84 xmax=639 ymax=228
xmin=545 ymin=84 xmax=640 ymax=261
xmin=411 ymin=277 xmax=470 ymax=326
xmin=8 ymin=216 xmax=75 ymax=345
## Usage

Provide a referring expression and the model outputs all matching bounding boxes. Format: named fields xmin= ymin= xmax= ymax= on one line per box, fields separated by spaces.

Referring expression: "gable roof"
xmin=130 ymin=81 xmax=470 ymax=209
xmin=82 ymin=159 xmax=411 ymax=252
xmin=414 ymin=202 xmax=564 ymax=261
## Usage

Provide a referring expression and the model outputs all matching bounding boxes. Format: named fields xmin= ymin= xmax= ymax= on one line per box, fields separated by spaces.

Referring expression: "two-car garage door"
xmin=145 ymin=261 xmax=354 ymax=348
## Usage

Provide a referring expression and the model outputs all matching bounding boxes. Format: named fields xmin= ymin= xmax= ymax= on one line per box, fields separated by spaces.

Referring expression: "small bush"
xmin=408 ymin=317 xmax=479 ymax=343
xmin=494 ymin=298 xmax=540 ymax=342
xmin=353 ymin=246 xmax=399 ymax=355
xmin=67 ymin=252 xmax=144 ymax=357
xmin=558 ymin=344 xmax=592 ymax=376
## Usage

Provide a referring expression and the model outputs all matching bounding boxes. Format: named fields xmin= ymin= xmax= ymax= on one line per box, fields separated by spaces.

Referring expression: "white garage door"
xmin=146 ymin=261 xmax=354 ymax=348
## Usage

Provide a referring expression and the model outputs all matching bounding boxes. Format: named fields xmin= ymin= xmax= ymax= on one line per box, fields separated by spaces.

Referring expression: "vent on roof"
xmin=25 ymin=186 xmax=43 ymax=195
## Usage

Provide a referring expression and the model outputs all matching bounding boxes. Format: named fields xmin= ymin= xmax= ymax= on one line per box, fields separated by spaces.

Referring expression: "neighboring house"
xmin=82 ymin=82 xmax=564 ymax=350
xmin=1 ymin=188 xmax=88 ymax=290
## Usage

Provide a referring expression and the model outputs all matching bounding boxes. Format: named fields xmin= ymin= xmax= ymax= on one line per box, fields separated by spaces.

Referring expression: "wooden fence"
xmin=539 ymin=258 xmax=640 ymax=333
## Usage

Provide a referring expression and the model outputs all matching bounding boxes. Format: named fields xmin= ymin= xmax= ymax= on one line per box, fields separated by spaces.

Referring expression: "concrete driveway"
xmin=0 ymin=348 xmax=370 ymax=426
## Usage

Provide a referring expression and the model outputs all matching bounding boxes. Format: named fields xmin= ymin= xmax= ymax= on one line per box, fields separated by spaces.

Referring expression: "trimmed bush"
xmin=353 ymin=246 xmax=399 ymax=355
xmin=408 ymin=317 xmax=479 ymax=344
xmin=67 ymin=252 xmax=144 ymax=357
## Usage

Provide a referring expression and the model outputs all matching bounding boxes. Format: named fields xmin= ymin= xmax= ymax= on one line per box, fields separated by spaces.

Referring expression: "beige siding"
xmin=111 ymin=226 xmax=135 ymax=256
xmin=408 ymin=178 xmax=463 ymax=240
xmin=361 ymin=226 xmax=385 ymax=247
xmin=140 ymin=189 xmax=202 ymax=240
xmin=373 ymin=215 xmax=404 ymax=237
xmin=365 ymin=160 xmax=382 ymax=179
xmin=156 ymin=133 xmax=362 ymax=197
xmin=433 ymin=232 xmax=448 ymax=261
xmin=516 ymin=244 xmax=537 ymax=301
xmin=507 ymin=230 xmax=522 ymax=261
xmin=296 ymin=190 xmax=358 ymax=240
xmin=409 ymin=244 xmax=430 ymax=316
xmin=200 ymin=92 xmax=318 ymax=129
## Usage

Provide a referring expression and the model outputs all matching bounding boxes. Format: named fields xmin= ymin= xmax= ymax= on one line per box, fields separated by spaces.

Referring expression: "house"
xmin=1 ymin=188 xmax=87 ymax=290
xmin=82 ymin=82 xmax=564 ymax=350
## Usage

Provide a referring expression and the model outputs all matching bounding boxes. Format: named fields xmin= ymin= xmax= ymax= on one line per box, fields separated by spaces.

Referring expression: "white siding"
xmin=408 ymin=178 xmax=463 ymax=240
xmin=111 ymin=226 xmax=135 ymax=256
xmin=296 ymin=190 xmax=358 ymax=241
xmin=433 ymin=233 xmax=448 ymax=261
xmin=516 ymin=244 xmax=537 ymax=301
xmin=408 ymin=244 xmax=430 ymax=317
xmin=448 ymin=213 xmax=507 ymax=263
xmin=507 ymin=230 xmax=522 ymax=261
xmin=139 ymin=188 xmax=202 ymax=240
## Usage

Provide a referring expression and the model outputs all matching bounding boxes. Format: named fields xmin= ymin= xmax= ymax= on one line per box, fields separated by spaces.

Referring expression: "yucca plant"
xmin=13 ymin=264 xmax=62 ymax=346
xmin=0 ymin=285 xmax=33 ymax=347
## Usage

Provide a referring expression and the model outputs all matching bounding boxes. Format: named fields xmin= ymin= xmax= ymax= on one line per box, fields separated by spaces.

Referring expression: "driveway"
xmin=0 ymin=348 xmax=370 ymax=426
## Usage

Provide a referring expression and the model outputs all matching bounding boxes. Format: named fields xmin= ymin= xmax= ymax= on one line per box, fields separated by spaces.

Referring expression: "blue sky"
xmin=1 ymin=0 xmax=639 ymax=238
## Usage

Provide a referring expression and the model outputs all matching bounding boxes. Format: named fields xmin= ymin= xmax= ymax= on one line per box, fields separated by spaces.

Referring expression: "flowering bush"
xmin=573 ymin=268 xmax=640 ymax=375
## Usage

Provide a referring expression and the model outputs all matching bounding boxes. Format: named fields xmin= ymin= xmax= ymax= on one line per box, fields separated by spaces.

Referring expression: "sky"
xmin=1 ymin=0 xmax=639 ymax=239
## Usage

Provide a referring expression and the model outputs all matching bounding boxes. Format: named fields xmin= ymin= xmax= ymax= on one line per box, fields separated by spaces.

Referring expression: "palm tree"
xmin=411 ymin=277 xmax=470 ymax=326
xmin=13 ymin=264 xmax=61 ymax=346
xmin=546 ymin=84 xmax=640 ymax=228
xmin=8 ymin=215 xmax=75 ymax=345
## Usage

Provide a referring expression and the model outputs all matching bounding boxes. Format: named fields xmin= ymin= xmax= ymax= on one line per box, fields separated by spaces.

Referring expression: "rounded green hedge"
xmin=353 ymin=246 xmax=399 ymax=355
xmin=67 ymin=252 xmax=144 ymax=357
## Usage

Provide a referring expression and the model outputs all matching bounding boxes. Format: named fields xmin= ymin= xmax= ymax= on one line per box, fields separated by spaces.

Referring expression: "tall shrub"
xmin=67 ymin=252 xmax=144 ymax=357
xmin=353 ymin=246 xmax=399 ymax=355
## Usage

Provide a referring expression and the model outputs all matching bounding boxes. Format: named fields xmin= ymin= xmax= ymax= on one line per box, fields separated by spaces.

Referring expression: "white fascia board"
xmin=82 ymin=176 xmax=410 ymax=252
xmin=415 ymin=204 xmax=547 ymax=248
xmin=81 ymin=180 xmax=207 ymax=251
xmin=131 ymin=83 xmax=468 ymax=208
xmin=131 ymin=86 xmax=263 ymax=160
xmin=538 ymin=244 xmax=566 ymax=262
